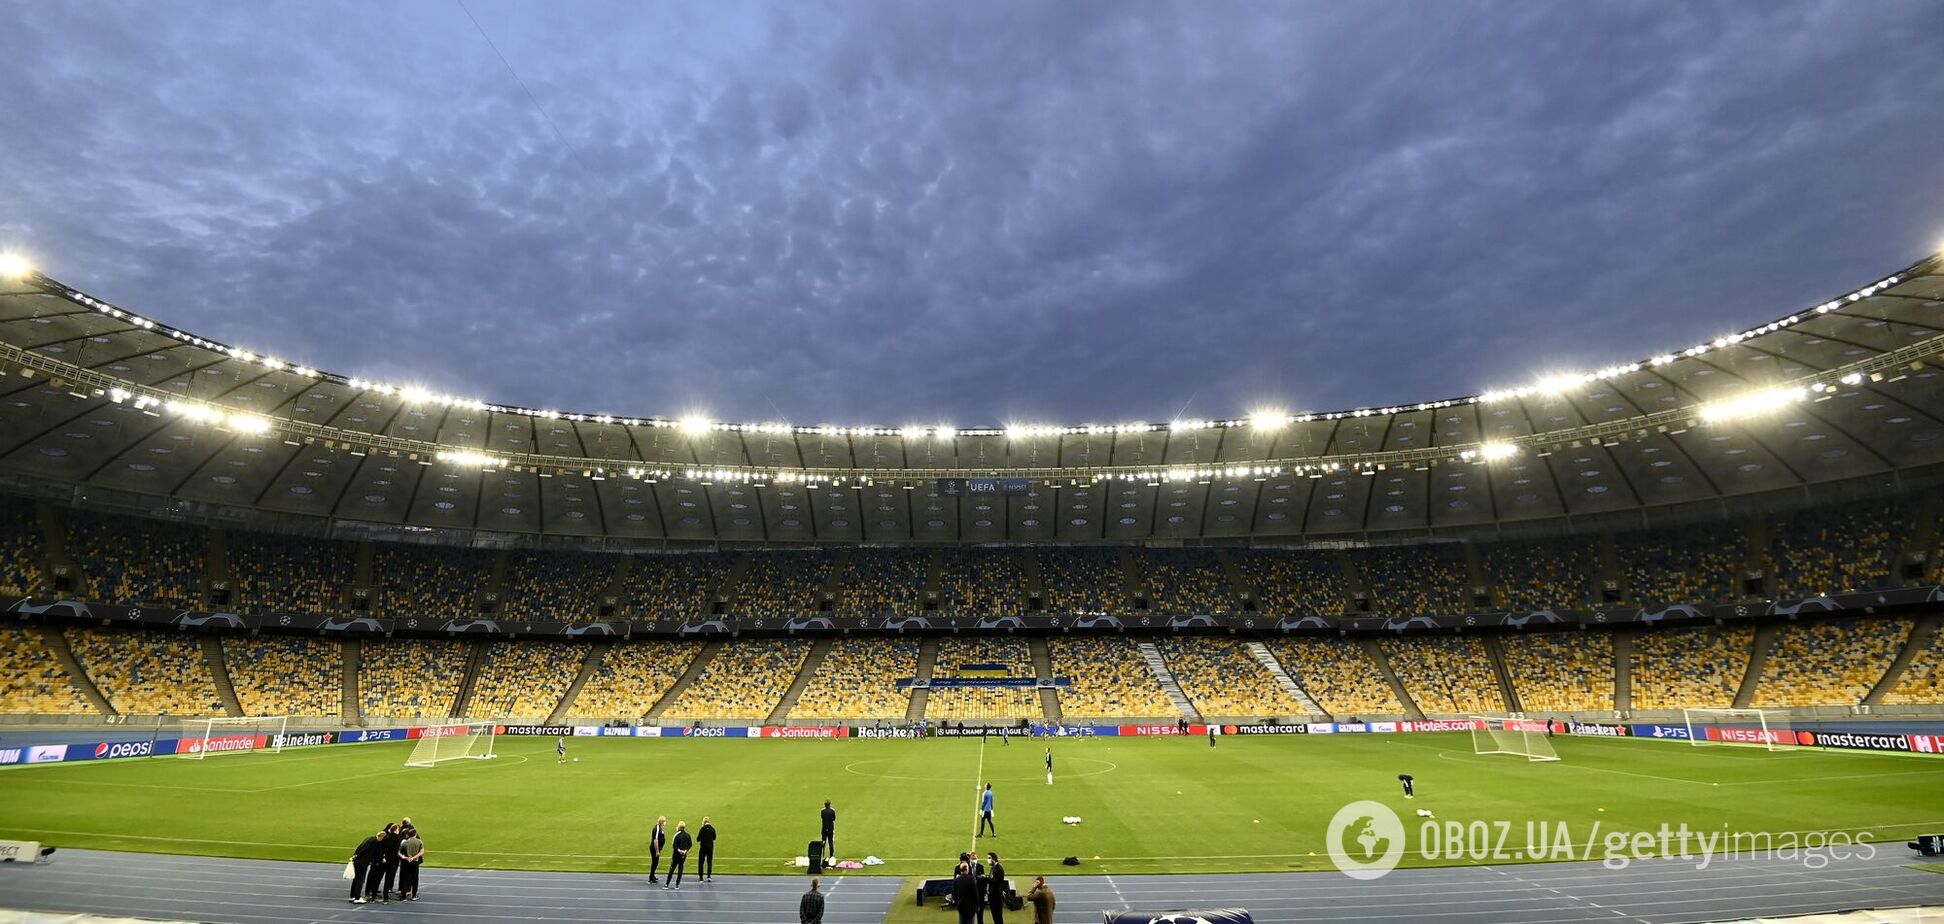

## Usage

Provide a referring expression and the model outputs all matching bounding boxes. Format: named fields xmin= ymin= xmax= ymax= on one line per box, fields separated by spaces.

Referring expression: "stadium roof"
xmin=0 ymin=252 xmax=1941 ymax=543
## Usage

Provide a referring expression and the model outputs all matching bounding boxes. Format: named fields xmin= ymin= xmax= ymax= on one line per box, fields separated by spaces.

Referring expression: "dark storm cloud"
xmin=2 ymin=1 xmax=1942 ymax=426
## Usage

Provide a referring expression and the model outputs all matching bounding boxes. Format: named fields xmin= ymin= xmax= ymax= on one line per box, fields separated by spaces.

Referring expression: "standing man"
xmin=696 ymin=816 xmax=716 ymax=883
xmin=1208 ymin=724 xmax=1217 ymax=748
xmin=1026 ymin=876 xmax=1055 ymax=924
xmin=648 ymin=815 xmax=667 ymax=884
xmin=952 ymin=861 xmax=983 ymax=924
xmin=557 ymin=735 xmax=568 ymax=764
xmin=1043 ymin=748 xmax=1053 ymax=785
xmin=665 ymin=821 xmax=691 ymax=890
xmin=397 ymin=825 xmax=424 ymax=902
xmin=349 ymin=826 xmax=386 ymax=904
xmin=977 ymin=783 xmax=996 ymax=837
xmin=820 ymin=800 xmax=836 ymax=858
xmin=985 ymin=852 xmax=1008 ymax=924
xmin=800 ymin=876 xmax=825 ymax=924
xmin=376 ymin=823 xmax=401 ymax=903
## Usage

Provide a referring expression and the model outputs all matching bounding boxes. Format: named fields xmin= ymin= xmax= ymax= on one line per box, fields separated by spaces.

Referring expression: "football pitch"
xmin=0 ymin=733 xmax=1937 ymax=878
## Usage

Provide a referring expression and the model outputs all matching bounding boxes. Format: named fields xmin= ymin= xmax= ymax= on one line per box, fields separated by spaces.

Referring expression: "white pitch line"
xmin=969 ymin=734 xmax=987 ymax=857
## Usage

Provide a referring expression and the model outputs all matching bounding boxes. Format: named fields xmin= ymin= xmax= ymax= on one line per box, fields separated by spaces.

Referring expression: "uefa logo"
xmin=1326 ymin=800 xmax=1404 ymax=880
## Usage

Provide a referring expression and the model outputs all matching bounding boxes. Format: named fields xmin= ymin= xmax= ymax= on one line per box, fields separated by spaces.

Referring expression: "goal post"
xmin=177 ymin=715 xmax=289 ymax=759
xmin=1470 ymin=715 xmax=1560 ymax=762
xmin=1683 ymin=707 xmax=1794 ymax=750
xmin=404 ymin=722 xmax=497 ymax=768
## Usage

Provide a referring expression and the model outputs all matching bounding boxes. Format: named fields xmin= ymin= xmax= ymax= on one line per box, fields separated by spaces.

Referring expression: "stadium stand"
xmin=624 ymin=554 xmax=716 ymax=620
xmin=1884 ymin=622 xmax=1944 ymax=706
xmin=1265 ymin=637 xmax=1402 ymax=715
xmin=735 ymin=551 xmax=829 ymax=620
xmin=1162 ymin=636 xmax=1306 ymax=717
xmin=791 ymin=637 xmax=919 ymax=720
xmin=1628 ymin=625 xmax=1756 ymax=709
xmin=1751 ymin=616 xmax=1912 ymax=707
xmin=1046 ymin=637 xmax=1177 ymax=717
xmin=1768 ymin=502 xmax=1907 ymax=598
xmin=1234 ymin=548 xmax=1344 ymax=617
xmin=661 ymin=639 xmax=811 ymax=720
xmin=229 ymin=530 xmax=354 ymax=615
xmin=1485 ymin=536 xmax=1598 ymax=610
xmin=0 ymin=496 xmax=41 ymax=596
xmin=359 ymin=638 xmax=469 ymax=719
xmin=225 ymin=634 xmax=342 ymax=717
xmin=936 ymin=548 xmax=1025 ymax=616
xmin=842 ymin=549 xmax=928 ymax=617
xmin=566 ymin=641 xmax=702 ymax=718
xmin=1362 ymin=545 xmax=1470 ymax=617
xmin=499 ymin=549 xmax=612 ymax=622
xmin=1380 ymin=635 xmax=1506 ymax=715
xmin=926 ymin=636 xmax=1040 ymax=720
xmin=1041 ymin=548 xmax=1128 ymax=615
xmin=69 ymin=510 xmax=203 ymax=607
xmin=373 ymin=543 xmax=489 ymax=618
xmin=1499 ymin=632 xmax=1614 ymax=713
xmin=1618 ymin=522 xmax=1744 ymax=606
xmin=0 ymin=623 xmax=95 ymax=714
xmin=1144 ymin=548 xmax=1235 ymax=614
xmin=67 ymin=627 xmax=223 ymax=716
xmin=468 ymin=641 xmax=585 ymax=718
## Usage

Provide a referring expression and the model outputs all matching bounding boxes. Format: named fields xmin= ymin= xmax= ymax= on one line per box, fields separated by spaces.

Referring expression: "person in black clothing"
xmin=1400 ymin=773 xmax=1415 ymax=799
xmin=820 ymin=800 xmax=836 ymax=857
xmin=985 ymin=852 xmax=1009 ymax=924
xmin=648 ymin=815 xmax=667 ymax=883
xmin=1208 ymin=724 xmax=1217 ymax=748
xmin=696 ymin=816 xmax=716 ymax=882
xmin=375 ymin=823 xmax=401 ymax=902
xmin=800 ymin=876 xmax=826 ymax=924
xmin=665 ymin=821 xmax=691 ymax=890
xmin=952 ymin=862 xmax=983 ymax=924
xmin=349 ymin=827 xmax=386 ymax=904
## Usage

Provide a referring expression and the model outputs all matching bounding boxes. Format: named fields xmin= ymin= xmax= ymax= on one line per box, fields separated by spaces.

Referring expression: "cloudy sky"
xmin=2 ymin=2 xmax=1942 ymax=427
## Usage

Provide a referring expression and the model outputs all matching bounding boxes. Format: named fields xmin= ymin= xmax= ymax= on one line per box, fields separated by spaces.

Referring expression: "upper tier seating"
xmin=69 ymin=627 xmax=223 ymax=716
xmin=1266 ymin=638 xmax=1402 ymax=715
xmin=1752 ymin=617 xmax=1912 ymax=707
xmin=1381 ymin=635 xmax=1505 ymax=715
xmin=937 ymin=548 xmax=1025 ymax=616
xmin=226 ymin=635 xmax=341 ymax=717
xmin=359 ymin=638 xmax=468 ymax=719
xmin=1618 ymin=523 xmax=1743 ymax=606
xmin=0 ymin=624 xmax=94 ymax=714
xmin=1769 ymin=503 xmax=1907 ymax=598
xmin=1361 ymin=546 xmax=1470 ymax=617
xmin=1162 ymin=637 xmax=1306 ymax=717
xmin=0 ymin=497 xmax=42 ymax=596
xmin=1041 ymin=548 xmax=1128 ymax=615
xmin=69 ymin=510 xmax=203 ymax=607
xmin=1144 ymin=548 xmax=1235 ymax=615
xmin=662 ymin=639 xmax=811 ymax=720
xmin=373 ymin=543 xmax=489 ymax=618
xmin=1048 ymin=637 xmax=1177 ymax=718
xmin=842 ymin=549 xmax=929 ymax=617
xmin=1500 ymin=632 xmax=1613 ymax=713
xmin=1629 ymin=625 xmax=1754 ymax=709
xmin=736 ymin=551 xmax=830 ymax=620
xmin=469 ymin=641 xmax=585 ymax=717
xmin=1485 ymin=536 xmax=1597 ymax=610
xmin=567 ymin=641 xmax=701 ymax=718
xmin=499 ymin=549 xmax=612 ymax=622
xmin=926 ymin=636 xmax=1039 ymax=720
xmin=230 ymin=530 xmax=354 ymax=615
xmin=792 ymin=638 xmax=919 ymax=720
xmin=624 ymin=555 xmax=715 ymax=620
xmin=1235 ymin=548 xmax=1345 ymax=617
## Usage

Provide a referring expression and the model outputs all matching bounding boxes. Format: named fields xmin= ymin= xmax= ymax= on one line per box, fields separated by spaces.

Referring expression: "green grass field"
xmin=1 ymin=733 xmax=1937 ymax=878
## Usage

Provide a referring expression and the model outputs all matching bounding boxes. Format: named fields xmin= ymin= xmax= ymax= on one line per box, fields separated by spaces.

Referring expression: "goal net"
xmin=177 ymin=715 xmax=289 ymax=759
xmin=1470 ymin=716 xmax=1560 ymax=762
xmin=404 ymin=722 xmax=497 ymax=767
xmin=1684 ymin=707 xmax=1795 ymax=750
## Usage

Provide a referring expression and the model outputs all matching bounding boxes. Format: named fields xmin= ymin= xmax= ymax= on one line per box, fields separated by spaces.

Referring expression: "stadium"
xmin=0 ymin=248 xmax=1942 ymax=924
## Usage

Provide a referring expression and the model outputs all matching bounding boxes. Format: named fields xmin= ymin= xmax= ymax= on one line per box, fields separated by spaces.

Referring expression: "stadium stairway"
xmin=450 ymin=641 xmax=488 ymax=719
xmin=1028 ymin=637 xmax=1063 ymax=721
xmin=1359 ymin=638 xmax=1424 ymax=719
xmin=1864 ymin=612 xmax=1943 ymax=705
xmin=1733 ymin=624 xmax=1784 ymax=709
xmin=340 ymin=638 xmax=361 ymax=724
xmin=199 ymin=636 xmax=243 ymax=717
xmin=646 ymin=640 xmax=721 ymax=720
xmin=906 ymin=638 xmax=938 ymax=723
xmin=1135 ymin=641 xmax=1200 ymax=720
xmin=1245 ymin=641 xmax=1324 ymax=717
xmin=1480 ymin=636 xmax=1523 ymax=714
xmin=38 ymin=624 xmax=112 ymax=716
xmin=547 ymin=642 xmax=610 ymax=723
xmin=769 ymin=637 xmax=833 ymax=723
xmin=1612 ymin=630 xmax=1635 ymax=713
